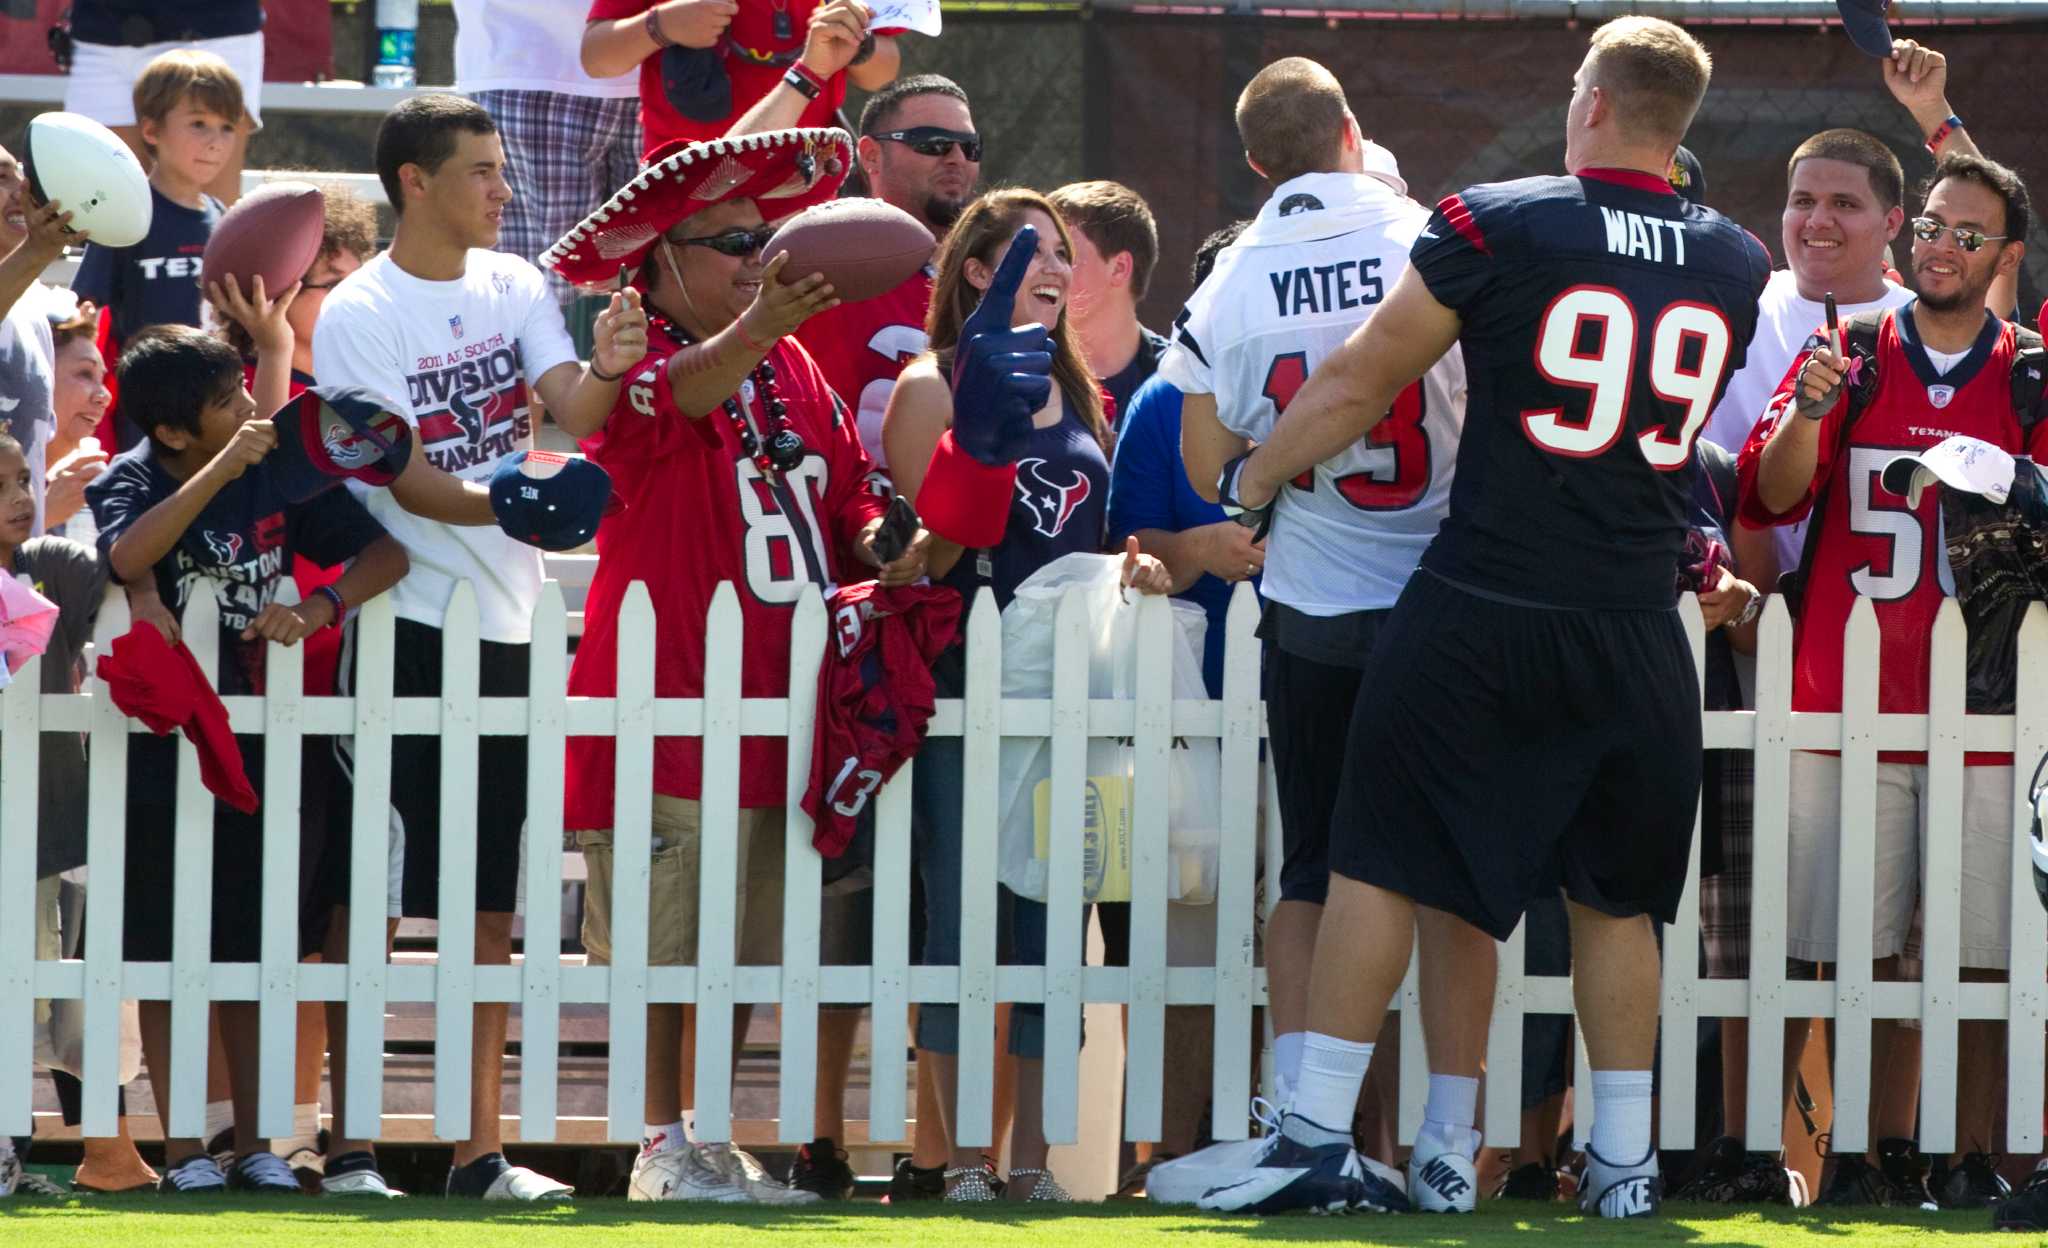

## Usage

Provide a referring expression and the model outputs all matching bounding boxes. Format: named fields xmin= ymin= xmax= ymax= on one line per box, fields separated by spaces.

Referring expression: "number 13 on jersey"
xmin=1521 ymin=285 xmax=1733 ymax=468
xmin=1261 ymin=352 xmax=1432 ymax=511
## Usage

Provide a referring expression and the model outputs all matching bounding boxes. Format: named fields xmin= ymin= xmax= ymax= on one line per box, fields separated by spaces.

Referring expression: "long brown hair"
xmin=926 ymin=189 xmax=1108 ymax=450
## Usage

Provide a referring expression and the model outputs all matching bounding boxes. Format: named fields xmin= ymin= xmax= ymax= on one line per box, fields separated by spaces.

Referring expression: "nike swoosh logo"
xmin=1418 ymin=230 xmax=1438 ymax=239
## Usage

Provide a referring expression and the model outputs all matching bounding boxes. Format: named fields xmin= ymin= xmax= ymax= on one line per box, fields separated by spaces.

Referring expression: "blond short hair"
xmin=1585 ymin=17 xmax=1711 ymax=147
xmin=132 ymin=48 xmax=247 ymax=143
xmin=1235 ymin=58 xmax=1350 ymax=187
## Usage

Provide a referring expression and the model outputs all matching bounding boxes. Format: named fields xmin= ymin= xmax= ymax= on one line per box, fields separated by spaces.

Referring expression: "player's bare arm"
xmin=1239 ymin=267 xmax=1459 ymax=508
xmin=1179 ymin=391 xmax=1247 ymax=505
xmin=1754 ymin=343 xmax=1845 ymax=516
xmin=880 ymin=356 xmax=968 ymax=580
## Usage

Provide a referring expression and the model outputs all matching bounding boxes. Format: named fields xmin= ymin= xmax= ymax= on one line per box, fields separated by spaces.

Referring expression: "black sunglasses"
xmin=1910 ymin=216 xmax=2009 ymax=253
xmin=668 ymin=225 xmax=778 ymax=257
xmin=874 ymin=127 xmax=983 ymax=162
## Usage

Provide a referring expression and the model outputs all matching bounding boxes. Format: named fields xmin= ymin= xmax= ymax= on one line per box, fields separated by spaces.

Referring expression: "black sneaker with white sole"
xmin=1994 ymin=1164 xmax=2048 ymax=1231
xmin=1934 ymin=1152 xmax=2010 ymax=1209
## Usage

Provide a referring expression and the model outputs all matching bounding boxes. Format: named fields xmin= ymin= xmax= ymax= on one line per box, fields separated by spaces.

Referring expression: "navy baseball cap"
xmin=488 ymin=450 xmax=623 ymax=551
xmin=1837 ymin=0 xmax=1895 ymax=58
xmin=270 ymin=384 xmax=415 ymax=504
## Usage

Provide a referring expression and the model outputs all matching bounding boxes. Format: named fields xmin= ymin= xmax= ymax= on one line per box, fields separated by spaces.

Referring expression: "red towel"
xmin=95 ymin=621 xmax=259 ymax=814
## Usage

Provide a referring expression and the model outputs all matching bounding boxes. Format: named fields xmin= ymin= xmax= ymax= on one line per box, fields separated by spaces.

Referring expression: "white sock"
xmin=642 ymin=1121 xmax=688 ymax=1155
xmin=1417 ymin=1073 xmax=1482 ymax=1161
xmin=1274 ymin=1032 xmax=1306 ymax=1093
xmin=205 ymin=1099 xmax=235 ymax=1145
xmin=1283 ymin=1033 xmax=1372 ymax=1146
xmin=295 ymin=1102 xmax=321 ymax=1142
xmin=0 ymin=1137 xmax=15 ymax=1161
xmin=1588 ymin=1070 xmax=1654 ymax=1165
xmin=682 ymin=1110 xmax=697 ymax=1143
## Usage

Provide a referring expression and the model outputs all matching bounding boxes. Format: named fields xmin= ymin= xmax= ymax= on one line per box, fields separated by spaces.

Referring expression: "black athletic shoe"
xmin=1994 ymin=1164 xmax=2048 ymax=1230
xmin=886 ymin=1157 xmax=945 ymax=1204
xmin=789 ymin=1138 xmax=856 ymax=1201
xmin=1876 ymin=1137 xmax=1936 ymax=1209
xmin=1497 ymin=1162 xmax=1561 ymax=1201
xmin=1672 ymin=1135 xmax=1806 ymax=1205
xmin=1934 ymin=1153 xmax=2011 ymax=1209
xmin=1816 ymin=1135 xmax=1891 ymax=1208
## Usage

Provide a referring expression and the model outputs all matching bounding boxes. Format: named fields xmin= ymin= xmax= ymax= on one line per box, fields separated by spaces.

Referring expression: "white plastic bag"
xmin=995 ymin=554 xmax=1222 ymax=905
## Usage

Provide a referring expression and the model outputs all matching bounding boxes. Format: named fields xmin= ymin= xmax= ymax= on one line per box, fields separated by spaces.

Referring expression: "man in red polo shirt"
xmin=580 ymin=0 xmax=901 ymax=154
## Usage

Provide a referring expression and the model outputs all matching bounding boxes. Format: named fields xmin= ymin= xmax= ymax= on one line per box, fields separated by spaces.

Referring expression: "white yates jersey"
xmin=1156 ymin=161 xmax=1467 ymax=615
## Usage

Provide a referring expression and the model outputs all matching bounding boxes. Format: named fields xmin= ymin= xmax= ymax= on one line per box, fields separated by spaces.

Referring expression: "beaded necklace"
xmin=649 ymin=307 xmax=807 ymax=482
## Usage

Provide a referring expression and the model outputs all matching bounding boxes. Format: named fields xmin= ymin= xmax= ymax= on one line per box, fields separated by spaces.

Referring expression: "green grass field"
xmin=0 ymin=1197 xmax=2033 ymax=1247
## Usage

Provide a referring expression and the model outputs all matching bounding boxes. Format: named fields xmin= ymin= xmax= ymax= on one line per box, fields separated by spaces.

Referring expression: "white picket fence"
xmin=1 ymin=579 xmax=2044 ymax=1162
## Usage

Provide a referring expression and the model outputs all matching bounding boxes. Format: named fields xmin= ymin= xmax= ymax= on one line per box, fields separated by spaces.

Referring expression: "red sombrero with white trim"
xmin=542 ymin=126 xmax=853 ymax=287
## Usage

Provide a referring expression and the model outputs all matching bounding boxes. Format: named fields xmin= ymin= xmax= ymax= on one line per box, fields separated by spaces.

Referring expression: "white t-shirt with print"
xmin=312 ymin=249 xmax=578 ymax=643
xmin=453 ymin=0 xmax=640 ymax=98
xmin=1701 ymin=268 xmax=1916 ymax=573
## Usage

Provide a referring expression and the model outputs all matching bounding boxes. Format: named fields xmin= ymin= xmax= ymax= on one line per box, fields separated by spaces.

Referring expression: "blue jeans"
xmin=913 ymin=733 xmax=1045 ymax=1057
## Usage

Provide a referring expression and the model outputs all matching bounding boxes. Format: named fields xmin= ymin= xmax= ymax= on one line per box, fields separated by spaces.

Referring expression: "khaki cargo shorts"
xmin=579 ymin=796 xmax=786 ymax=967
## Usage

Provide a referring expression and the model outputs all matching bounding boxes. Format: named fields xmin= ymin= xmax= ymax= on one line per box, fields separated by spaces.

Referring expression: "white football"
xmin=24 ymin=112 xmax=152 ymax=248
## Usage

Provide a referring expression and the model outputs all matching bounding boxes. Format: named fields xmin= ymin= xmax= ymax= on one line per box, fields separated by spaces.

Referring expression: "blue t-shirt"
xmin=1106 ymin=375 xmax=1247 ymax=697
xmin=85 ymin=441 xmax=387 ymax=697
xmin=940 ymin=397 xmax=1110 ymax=612
xmin=74 ymin=187 xmax=223 ymax=348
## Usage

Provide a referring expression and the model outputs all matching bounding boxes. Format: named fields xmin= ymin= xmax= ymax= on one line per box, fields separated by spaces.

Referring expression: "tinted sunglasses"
xmin=668 ymin=225 xmax=778 ymax=257
xmin=1911 ymin=216 xmax=2009 ymax=253
xmin=874 ymin=127 xmax=983 ymax=162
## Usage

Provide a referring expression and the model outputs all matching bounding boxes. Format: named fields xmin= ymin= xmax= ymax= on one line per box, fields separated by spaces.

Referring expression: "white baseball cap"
xmin=1881 ymin=436 xmax=2021 ymax=509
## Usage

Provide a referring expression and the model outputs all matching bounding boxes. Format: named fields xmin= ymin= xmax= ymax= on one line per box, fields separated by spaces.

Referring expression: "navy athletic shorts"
xmin=1328 ymin=570 xmax=1700 ymax=940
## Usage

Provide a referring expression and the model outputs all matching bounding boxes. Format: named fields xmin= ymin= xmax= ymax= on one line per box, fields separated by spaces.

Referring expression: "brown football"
xmin=202 ymin=180 xmax=326 ymax=304
xmin=764 ymin=199 xmax=935 ymax=303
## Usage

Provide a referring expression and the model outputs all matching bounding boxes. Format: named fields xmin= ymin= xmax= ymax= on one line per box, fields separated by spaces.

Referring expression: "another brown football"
xmin=764 ymin=199 xmax=935 ymax=304
xmin=202 ymin=180 xmax=326 ymax=304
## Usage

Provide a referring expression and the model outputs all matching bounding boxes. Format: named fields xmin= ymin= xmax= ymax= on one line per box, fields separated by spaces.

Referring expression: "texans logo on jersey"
xmin=418 ymin=381 xmax=522 ymax=446
xmin=1015 ymin=456 xmax=1093 ymax=538
xmin=203 ymin=529 xmax=243 ymax=564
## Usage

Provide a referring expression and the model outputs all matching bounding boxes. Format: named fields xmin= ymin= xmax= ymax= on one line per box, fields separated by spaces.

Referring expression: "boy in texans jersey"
xmin=1201 ymin=18 xmax=1769 ymax=1220
xmin=1739 ymin=153 xmax=2041 ymax=1206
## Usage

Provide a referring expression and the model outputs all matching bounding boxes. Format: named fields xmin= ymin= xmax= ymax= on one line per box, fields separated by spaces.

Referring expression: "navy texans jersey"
xmin=1411 ymin=168 xmax=1772 ymax=608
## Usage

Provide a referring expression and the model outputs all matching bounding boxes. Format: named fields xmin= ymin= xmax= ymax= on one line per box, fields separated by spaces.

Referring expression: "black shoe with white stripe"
xmin=1579 ymin=1146 xmax=1660 ymax=1219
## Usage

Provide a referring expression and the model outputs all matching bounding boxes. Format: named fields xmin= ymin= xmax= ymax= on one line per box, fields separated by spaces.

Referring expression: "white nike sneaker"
xmin=1580 ymin=1146 xmax=1661 ymax=1219
xmin=1147 ymin=1096 xmax=1286 ymax=1205
xmin=629 ymin=1143 xmax=750 ymax=1203
xmin=1409 ymin=1147 xmax=1479 ymax=1213
xmin=322 ymin=1166 xmax=405 ymax=1198
xmin=701 ymin=1143 xmax=822 ymax=1206
xmin=0 ymin=1147 xmax=20 ymax=1197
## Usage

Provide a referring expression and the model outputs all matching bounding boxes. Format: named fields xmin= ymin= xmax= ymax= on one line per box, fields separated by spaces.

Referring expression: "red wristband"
xmin=918 ymin=429 xmax=1016 ymax=548
xmin=788 ymin=61 xmax=827 ymax=94
xmin=1926 ymin=113 xmax=1963 ymax=154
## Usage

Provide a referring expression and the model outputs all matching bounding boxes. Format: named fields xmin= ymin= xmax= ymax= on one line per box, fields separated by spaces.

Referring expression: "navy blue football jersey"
xmin=1410 ymin=168 xmax=1771 ymax=608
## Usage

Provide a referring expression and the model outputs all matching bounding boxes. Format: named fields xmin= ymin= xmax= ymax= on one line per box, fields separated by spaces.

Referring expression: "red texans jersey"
xmin=803 ymin=580 xmax=961 ymax=856
xmin=1737 ymin=305 xmax=2048 ymax=762
xmin=564 ymin=326 xmax=889 ymax=828
xmin=797 ymin=265 xmax=934 ymax=468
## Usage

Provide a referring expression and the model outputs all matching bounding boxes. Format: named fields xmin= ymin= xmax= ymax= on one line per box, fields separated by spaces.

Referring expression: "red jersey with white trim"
xmin=797 ymin=265 xmax=934 ymax=469
xmin=803 ymin=579 xmax=961 ymax=856
xmin=1735 ymin=305 xmax=2048 ymax=762
xmin=564 ymin=326 xmax=889 ymax=828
